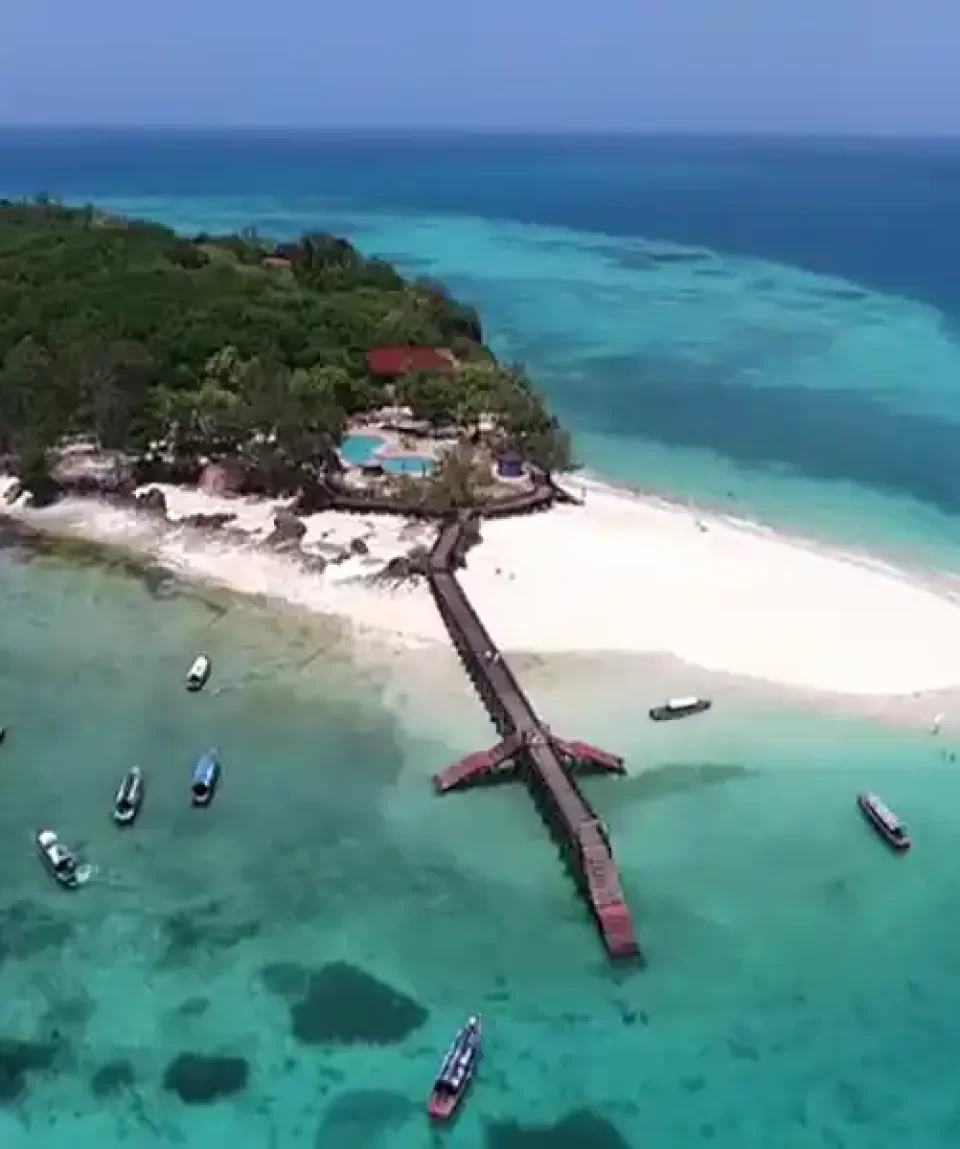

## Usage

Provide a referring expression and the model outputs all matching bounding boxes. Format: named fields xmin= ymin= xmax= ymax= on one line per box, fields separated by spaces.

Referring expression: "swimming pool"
xmin=339 ymin=432 xmax=433 ymax=475
xmin=339 ymin=432 xmax=385 ymax=466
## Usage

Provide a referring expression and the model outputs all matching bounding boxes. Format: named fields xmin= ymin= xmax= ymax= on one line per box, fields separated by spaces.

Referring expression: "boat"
xmin=649 ymin=696 xmax=712 ymax=722
xmin=113 ymin=767 xmax=144 ymax=825
xmin=36 ymin=829 xmax=81 ymax=888
xmin=857 ymin=792 xmax=911 ymax=852
xmin=427 ymin=1014 xmax=482 ymax=1121
xmin=191 ymin=749 xmax=220 ymax=806
xmin=0 ymin=725 xmax=6 ymax=745
xmin=185 ymin=654 xmax=211 ymax=692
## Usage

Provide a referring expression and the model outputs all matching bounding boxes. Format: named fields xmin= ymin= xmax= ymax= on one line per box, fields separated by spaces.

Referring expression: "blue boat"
xmin=191 ymin=749 xmax=220 ymax=806
xmin=427 ymin=1015 xmax=481 ymax=1121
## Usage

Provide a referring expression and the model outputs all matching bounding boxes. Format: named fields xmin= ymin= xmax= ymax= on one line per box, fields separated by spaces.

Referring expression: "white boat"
xmin=649 ymin=696 xmax=712 ymax=722
xmin=113 ymin=766 xmax=145 ymax=825
xmin=36 ymin=829 xmax=81 ymax=888
xmin=185 ymin=654 xmax=211 ymax=692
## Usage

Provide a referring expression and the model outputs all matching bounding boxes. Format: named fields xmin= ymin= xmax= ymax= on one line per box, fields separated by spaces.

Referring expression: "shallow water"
xmin=2 ymin=544 xmax=960 ymax=1149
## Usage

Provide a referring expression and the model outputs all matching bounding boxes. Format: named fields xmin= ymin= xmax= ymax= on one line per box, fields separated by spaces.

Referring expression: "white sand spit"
xmin=4 ymin=473 xmax=960 ymax=697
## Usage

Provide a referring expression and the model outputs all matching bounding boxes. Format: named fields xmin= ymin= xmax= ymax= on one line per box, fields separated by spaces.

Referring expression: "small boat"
xmin=191 ymin=749 xmax=220 ymax=806
xmin=649 ymin=696 xmax=712 ymax=722
xmin=0 ymin=725 xmax=6 ymax=745
xmin=427 ymin=1014 xmax=482 ymax=1121
xmin=36 ymin=829 xmax=81 ymax=889
xmin=857 ymin=792 xmax=911 ymax=852
xmin=185 ymin=654 xmax=211 ymax=692
xmin=113 ymin=767 xmax=144 ymax=825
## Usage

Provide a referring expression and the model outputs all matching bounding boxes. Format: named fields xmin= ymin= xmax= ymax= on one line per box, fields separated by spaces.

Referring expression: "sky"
xmin=0 ymin=0 xmax=956 ymax=135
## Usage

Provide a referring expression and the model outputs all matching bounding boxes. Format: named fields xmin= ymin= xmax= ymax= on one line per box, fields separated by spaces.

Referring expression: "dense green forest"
xmin=0 ymin=198 xmax=570 ymax=488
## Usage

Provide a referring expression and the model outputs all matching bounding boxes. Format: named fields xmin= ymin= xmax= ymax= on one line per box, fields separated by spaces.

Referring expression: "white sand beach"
xmin=4 ymin=472 xmax=960 ymax=699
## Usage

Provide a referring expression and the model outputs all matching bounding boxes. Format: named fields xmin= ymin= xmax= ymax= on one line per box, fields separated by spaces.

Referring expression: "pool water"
xmin=339 ymin=432 xmax=385 ymax=465
xmin=339 ymin=432 xmax=433 ymax=475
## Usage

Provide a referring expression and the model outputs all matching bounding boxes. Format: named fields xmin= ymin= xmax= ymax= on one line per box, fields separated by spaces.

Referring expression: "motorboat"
xmin=113 ymin=766 xmax=144 ymax=826
xmin=191 ymin=749 xmax=220 ymax=806
xmin=185 ymin=653 xmax=212 ymax=692
xmin=427 ymin=1014 xmax=481 ymax=1121
xmin=857 ymin=792 xmax=911 ymax=852
xmin=36 ymin=829 xmax=81 ymax=888
xmin=649 ymin=696 xmax=712 ymax=722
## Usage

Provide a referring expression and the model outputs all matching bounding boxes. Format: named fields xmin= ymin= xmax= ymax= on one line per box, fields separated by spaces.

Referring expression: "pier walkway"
xmin=427 ymin=518 xmax=640 ymax=960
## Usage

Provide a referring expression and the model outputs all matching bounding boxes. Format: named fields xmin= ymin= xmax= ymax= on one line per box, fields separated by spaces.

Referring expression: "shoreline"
xmin=5 ymin=472 xmax=960 ymax=717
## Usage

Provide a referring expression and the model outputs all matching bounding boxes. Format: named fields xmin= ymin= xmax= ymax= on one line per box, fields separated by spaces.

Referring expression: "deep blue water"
xmin=3 ymin=131 xmax=960 ymax=1149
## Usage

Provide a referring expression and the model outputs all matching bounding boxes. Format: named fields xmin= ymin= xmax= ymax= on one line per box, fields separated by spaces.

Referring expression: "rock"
xmin=180 ymin=512 xmax=237 ymax=531
xmin=349 ymin=536 xmax=370 ymax=556
xmin=300 ymin=554 xmax=329 ymax=575
xmin=136 ymin=487 xmax=168 ymax=517
xmin=265 ymin=510 xmax=306 ymax=551
xmin=3 ymin=482 xmax=23 ymax=505
xmin=162 ymin=1052 xmax=249 ymax=1105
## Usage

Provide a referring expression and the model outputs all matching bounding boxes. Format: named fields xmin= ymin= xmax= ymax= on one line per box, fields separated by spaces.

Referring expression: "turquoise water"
xmin=339 ymin=433 xmax=387 ymax=466
xmin=3 ymin=544 xmax=960 ymax=1149
xmin=3 ymin=132 xmax=960 ymax=1146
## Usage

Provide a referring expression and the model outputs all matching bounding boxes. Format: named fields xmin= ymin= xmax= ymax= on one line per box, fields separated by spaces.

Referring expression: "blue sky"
xmin=1 ymin=0 xmax=956 ymax=134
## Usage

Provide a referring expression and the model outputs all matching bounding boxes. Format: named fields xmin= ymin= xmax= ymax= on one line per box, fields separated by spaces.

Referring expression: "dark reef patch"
xmin=260 ymin=960 xmax=309 ymax=1001
xmin=1 ymin=898 xmax=75 ymax=961
xmin=486 ymin=1110 xmax=632 ymax=1149
xmin=162 ymin=1052 xmax=249 ymax=1105
xmin=315 ymin=1089 xmax=413 ymax=1148
xmin=91 ymin=1058 xmax=136 ymax=1098
xmin=272 ymin=962 xmax=427 ymax=1046
xmin=160 ymin=899 xmax=261 ymax=964
xmin=0 ymin=1036 xmax=60 ymax=1104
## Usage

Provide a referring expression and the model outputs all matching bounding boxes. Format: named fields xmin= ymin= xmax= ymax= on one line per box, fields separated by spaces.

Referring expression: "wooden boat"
xmin=113 ymin=767 xmax=144 ymax=826
xmin=191 ymin=749 xmax=220 ymax=806
xmin=649 ymin=696 xmax=712 ymax=722
xmin=427 ymin=1015 xmax=481 ymax=1121
xmin=857 ymin=792 xmax=911 ymax=852
xmin=185 ymin=654 xmax=211 ymax=692
xmin=36 ymin=829 xmax=81 ymax=888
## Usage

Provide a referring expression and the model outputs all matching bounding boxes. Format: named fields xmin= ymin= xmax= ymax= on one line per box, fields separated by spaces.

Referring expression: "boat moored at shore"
xmin=113 ymin=767 xmax=145 ymax=825
xmin=185 ymin=654 xmax=211 ymax=692
xmin=428 ymin=1014 xmax=482 ymax=1121
xmin=649 ymin=696 xmax=712 ymax=722
xmin=36 ymin=829 xmax=81 ymax=888
xmin=191 ymin=749 xmax=221 ymax=806
xmin=857 ymin=792 xmax=911 ymax=852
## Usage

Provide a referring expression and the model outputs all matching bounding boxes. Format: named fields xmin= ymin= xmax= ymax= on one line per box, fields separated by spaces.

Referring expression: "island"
xmin=0 ymin=197 xmax=573 ymax=516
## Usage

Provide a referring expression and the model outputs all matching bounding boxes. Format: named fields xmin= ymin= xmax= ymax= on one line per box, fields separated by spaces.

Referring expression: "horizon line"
xmin=0 ymin=123 xmax=958 ymax=143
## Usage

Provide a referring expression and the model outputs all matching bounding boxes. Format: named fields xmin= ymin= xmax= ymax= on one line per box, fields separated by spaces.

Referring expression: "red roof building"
xmin=365 ymin=346 xmax=458 ymax=377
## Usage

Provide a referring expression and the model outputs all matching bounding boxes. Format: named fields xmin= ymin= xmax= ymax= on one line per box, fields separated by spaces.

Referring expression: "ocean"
xmin=2 ymin=129 xmax=960 ymax=1148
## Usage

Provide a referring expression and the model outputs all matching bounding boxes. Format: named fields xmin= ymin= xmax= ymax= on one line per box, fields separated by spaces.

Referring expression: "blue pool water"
xmin=340 ymin=432 xmax=433 ymax=475
xmin=338 ymin=432 xmax=385 ymax=465
xmin=382 ymin=455 xmax=432 ymax=475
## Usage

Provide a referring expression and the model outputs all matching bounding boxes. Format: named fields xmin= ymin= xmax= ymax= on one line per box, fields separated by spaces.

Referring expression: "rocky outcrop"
xmin=264 ymin=510 xmax=306 ymax=551
xmin=179 ymin=512 xmax=237 ymax=531
xmin=349 ymin=536 xmax=369 ymax=556
xmin=136 ymin=487 xmax=168 ymax=517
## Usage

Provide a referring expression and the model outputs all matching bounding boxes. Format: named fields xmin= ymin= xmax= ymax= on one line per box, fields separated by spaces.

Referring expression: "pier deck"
xmin=427 ymin=519 xmax=640 ymax=961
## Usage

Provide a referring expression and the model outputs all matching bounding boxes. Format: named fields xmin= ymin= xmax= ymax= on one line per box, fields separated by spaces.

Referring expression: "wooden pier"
xmin=428 ymin=518 xmax=640 ymax=960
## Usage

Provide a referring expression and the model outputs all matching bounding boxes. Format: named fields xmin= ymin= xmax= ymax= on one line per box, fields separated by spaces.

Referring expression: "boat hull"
xmin=857 ymin=795 xmax=910 ymax=852
xmin=649 ymin=701 xmax=711 ymax=722
xmin=113 ymin=771 xmax=144 ymax=825
xmin=428 ymin=1088 xmax=466 ymax=1121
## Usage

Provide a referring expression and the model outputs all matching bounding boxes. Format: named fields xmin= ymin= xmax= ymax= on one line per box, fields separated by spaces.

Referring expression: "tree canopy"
xmin=0 ymin=198 xmax=570 ymax=485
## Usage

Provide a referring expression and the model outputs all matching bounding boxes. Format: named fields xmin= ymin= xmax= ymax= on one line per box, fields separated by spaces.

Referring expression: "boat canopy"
xmin=668 ymin=696 xmax=700 ymax=708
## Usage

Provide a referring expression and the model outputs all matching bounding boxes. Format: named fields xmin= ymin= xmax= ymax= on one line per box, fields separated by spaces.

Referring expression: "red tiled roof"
xmin=365 ymin=346 xmax=457 ymax=376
